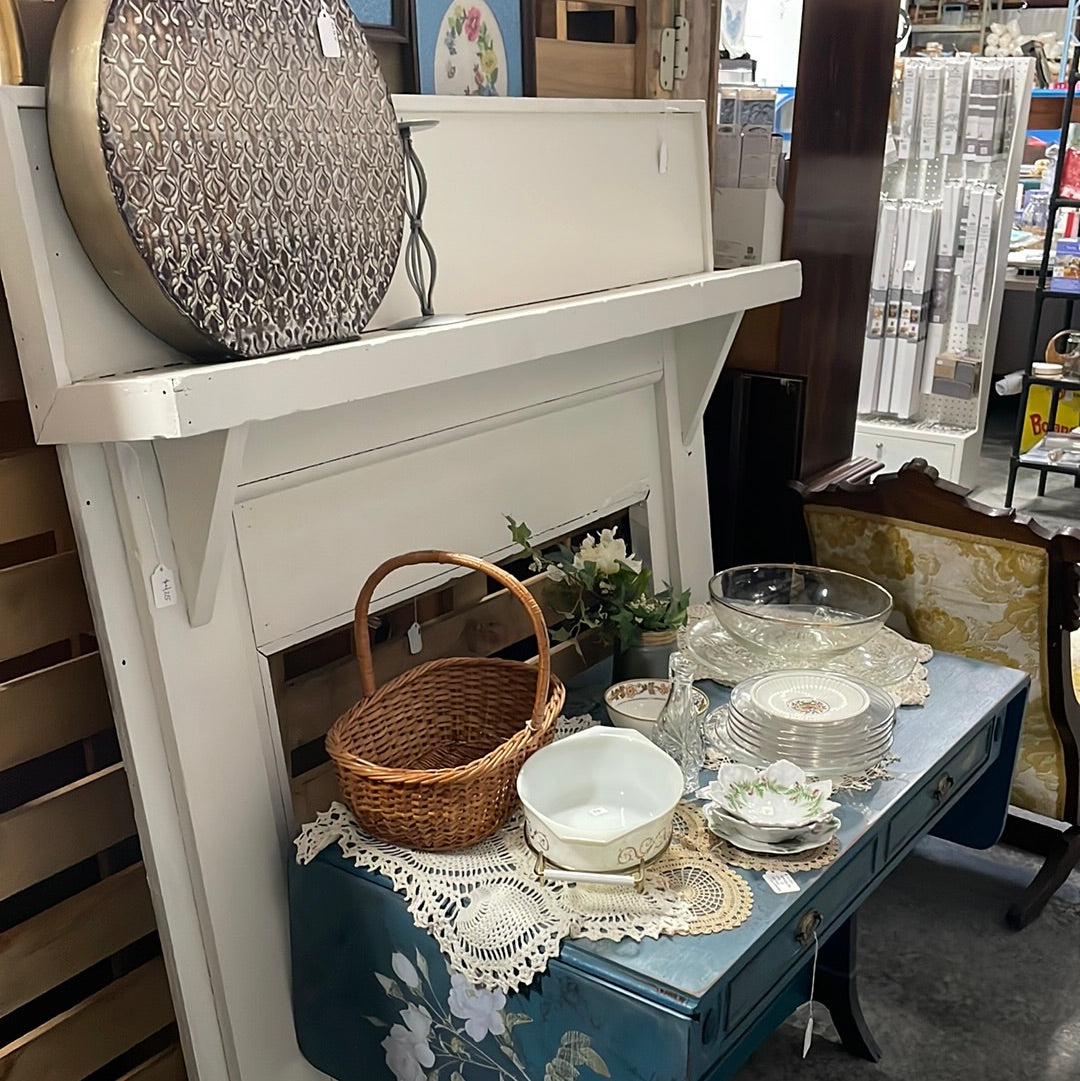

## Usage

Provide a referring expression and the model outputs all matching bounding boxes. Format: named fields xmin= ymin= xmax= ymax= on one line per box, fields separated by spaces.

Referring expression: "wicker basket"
xmin=326 ymin=550 xmax=566 ymax=850
xmin=1046 ymin=329 xmax=1080 ymax=376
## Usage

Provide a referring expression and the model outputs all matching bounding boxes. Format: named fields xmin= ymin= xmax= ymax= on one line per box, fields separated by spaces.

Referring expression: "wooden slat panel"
xmin=278 ymin=574 xmax=556 ymax=753
xmin=0 ymin=863 xmax=156 ymax=1017
xmin=0 ymin=553 xmax=93 ymax=665
xmin=0 ymin=861 xmax=156 ymax=1017
xmin=0 ymin=764 xmax=136 ymax=902
xmin=116 ymin=1045 xmax=187 ymax=1081
xmin=546 ymin=629 xmax=608 ymax=684
xmin=0 ymin=957 xmax=175 ymax=1081
xmin=535 ymin=39 xmax=636 ymax=97
xmin=291 ymin=762 xmax=340 ymax=824
xmin=0 ymin=295 xmax=23 ymax=404
xmin=0 ymin=652 xmax=113 ymax=772
xmin=0 ymin=450 xmax=68 ymax=547
xmin=0 ymin=401 xmax=35 ymax=457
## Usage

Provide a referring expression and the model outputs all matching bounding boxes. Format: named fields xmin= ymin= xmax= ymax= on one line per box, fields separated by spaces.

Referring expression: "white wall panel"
xmin=236 ymin=387 xmax=663 ymax=647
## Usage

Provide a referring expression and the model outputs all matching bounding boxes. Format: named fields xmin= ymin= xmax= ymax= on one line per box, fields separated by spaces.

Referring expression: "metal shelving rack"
xmin=906 ymin=0 xmax=1001 ymax=54
xmin=1005 ymin=42 xmax=1080 ymax=506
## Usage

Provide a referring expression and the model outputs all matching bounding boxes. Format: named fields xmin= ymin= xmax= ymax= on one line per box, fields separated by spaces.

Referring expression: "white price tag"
xmin=802 ymin=1011 xmax=814 ymax=1058
xmin=151 ymin=564 xmax=178 ymax=609
xmin=317 ymin=9 xmax=342 ymax=58
xmin=763 ymin=870 xmax=800 ymax=895
xmin=658 ymin=140 xmax=669 ymax=174
xmin=407 ymin=620 xmax=424 ymax=655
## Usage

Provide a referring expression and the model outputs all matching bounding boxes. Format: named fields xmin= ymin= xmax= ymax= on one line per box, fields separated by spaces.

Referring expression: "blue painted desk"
xmin=290 ymin=654 xmax=1027 ymax=1081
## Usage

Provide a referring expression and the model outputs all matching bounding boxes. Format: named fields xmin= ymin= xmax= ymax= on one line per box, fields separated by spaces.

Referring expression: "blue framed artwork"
xmin=414 ymin=0 xmax=535 ymax=96
xmin=345 ymin=0 xmax=411 ymax=43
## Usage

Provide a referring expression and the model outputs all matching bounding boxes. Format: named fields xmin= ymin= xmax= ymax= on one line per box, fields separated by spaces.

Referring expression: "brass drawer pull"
xmin=933 ymin=774 xmax=955 ymax=802
xmin=796 ymin=910 xmax=822 ymax=947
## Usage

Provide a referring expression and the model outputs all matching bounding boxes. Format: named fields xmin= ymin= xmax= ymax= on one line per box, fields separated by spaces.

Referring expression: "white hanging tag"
xmin=658 ymin=106 xmax=672 ymax=174
xmin=802 ymin=930 xmax=820 ymax=1059
xmin=763 ymin=870 xmax=800 ymax=894
xmin=317 ymin=8 xmax=342 ymax=58
xmin=151 ymin=564 xmax=178 ymax=609
xmin=407 ymin=621 xmax=423 ymax=655
xmin=802 ymin=1011 xmax=814 ymax=1058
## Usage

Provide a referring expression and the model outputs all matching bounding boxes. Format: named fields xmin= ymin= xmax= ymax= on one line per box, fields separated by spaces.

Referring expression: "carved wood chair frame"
xmin=796 ymin=458 xmax=1080 ymax=929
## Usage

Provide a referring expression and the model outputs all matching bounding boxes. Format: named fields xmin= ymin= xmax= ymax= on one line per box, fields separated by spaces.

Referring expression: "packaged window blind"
xmin=877 ymin=201 xmax=912 ymax=413
xmin=859 ymin=199 xmax=897 ymax=414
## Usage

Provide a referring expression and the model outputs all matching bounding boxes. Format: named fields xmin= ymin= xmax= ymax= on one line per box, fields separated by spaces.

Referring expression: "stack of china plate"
xmin=725 ymin=670 xmax=895 ymax=779
xmin=701 ymin=761 xmax=841 ymax=856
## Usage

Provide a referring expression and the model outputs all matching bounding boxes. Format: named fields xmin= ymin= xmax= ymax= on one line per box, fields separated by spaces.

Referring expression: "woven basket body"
xmin=326 ymin=551 xmax=565 ymax=850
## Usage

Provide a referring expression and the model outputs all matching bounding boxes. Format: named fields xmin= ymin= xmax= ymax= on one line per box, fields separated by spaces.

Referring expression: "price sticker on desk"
xmin=763 ymin=871 xmax=800 ymax=894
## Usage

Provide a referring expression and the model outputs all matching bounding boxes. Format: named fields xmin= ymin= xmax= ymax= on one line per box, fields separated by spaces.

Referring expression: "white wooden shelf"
xmin=38 ymin=264 xmax=800 ymax=446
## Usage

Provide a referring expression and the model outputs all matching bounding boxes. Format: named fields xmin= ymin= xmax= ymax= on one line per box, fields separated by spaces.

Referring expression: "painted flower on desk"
xmin=382 ymin=1005 xmax=435 ymax=1081
xmin=449 ymin=971 xmax=507 ymax=1041
xmin=369 ymin=949 xmax=611 ymax=1081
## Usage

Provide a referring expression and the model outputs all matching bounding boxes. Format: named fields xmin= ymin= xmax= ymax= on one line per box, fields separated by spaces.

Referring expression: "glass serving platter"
xmin=681 ymin=613 xmax=919 ymax=689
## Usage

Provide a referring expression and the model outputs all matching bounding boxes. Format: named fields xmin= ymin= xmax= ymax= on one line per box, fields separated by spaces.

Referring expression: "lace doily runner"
xmin=703 ymin=705 xmax=899 ymax=792
xmin=295 ymin=718 xmax=754 ymax=994
xmin=711 ymin=836 xmax=841 ymax=873
xmin=678 ymin=604 xmax=932 ymax=707
xmin=675 ymin=803 xmax=841 ymax=875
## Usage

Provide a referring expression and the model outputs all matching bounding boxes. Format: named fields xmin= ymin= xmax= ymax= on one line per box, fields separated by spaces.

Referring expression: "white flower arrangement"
xmin=507 ymin=518 xmax=690 ymax=652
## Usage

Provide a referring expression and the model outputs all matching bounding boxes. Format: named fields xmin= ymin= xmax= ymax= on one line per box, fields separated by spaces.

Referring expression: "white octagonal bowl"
xmin=516 ymin=727 xmax=684 ymax=873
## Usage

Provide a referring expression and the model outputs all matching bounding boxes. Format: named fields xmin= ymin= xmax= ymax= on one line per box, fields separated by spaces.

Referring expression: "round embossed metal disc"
xmin=48 ymin=0 xmax=405 ymax=360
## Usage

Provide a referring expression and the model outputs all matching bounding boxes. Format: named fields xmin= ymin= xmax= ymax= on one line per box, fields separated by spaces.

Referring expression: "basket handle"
xmin=354 ymin=550 xmax=553 ymax=730
xmin=1046 ymin=329 xmax=1080 ymax=365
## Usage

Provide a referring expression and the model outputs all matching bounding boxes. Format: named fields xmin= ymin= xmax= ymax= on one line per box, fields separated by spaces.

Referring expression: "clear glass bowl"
xmin=707 ymin=564 xmax=893 ymax=659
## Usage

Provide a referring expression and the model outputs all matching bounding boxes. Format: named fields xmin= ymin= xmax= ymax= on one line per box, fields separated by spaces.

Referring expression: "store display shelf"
xmin=909 ymin=23 xmax=983 ymax=33
xmin=1025 ymin=372 xmax=1080 ymax=390
xmin=1017 ymin=440 xmax=1080 ymax=474
xmin=34 ymin=264 xmax=801 ymax=445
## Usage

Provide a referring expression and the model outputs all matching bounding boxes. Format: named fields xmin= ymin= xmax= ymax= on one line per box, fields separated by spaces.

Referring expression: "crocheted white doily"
xmin=294 ymin=717 xmax=754 ymax=993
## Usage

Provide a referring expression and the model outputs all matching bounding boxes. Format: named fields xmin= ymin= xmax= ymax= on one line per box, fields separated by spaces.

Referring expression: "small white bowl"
xmin=701 ymin=760 xmax=839 ymax=829
xmin=603 ymin=679 xmax=710 ymax=736
xmin=516 ymin=727 xmax=684 ymax=873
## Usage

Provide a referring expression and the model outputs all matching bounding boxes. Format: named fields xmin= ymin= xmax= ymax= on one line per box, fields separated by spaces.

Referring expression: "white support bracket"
xmin=673 ymin=312 xmax=744 ymax=445
xmin=154 ymin=426 xmax=248 ymax=628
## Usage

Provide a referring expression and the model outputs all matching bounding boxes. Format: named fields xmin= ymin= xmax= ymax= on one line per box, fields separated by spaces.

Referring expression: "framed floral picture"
xmin=414 ymin=0 xmax=536 ymax=97
xmin=345 ymin=0 xmax=411 ymax=43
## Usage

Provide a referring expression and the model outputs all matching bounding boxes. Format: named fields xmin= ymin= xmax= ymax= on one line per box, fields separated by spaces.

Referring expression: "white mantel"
xmin=0 ymin=87 xmax=801 ymax=1081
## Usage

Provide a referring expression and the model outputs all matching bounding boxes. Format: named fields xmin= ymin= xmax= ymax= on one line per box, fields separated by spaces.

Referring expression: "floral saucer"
xmin=706 ymin=812 xmax=841 ymax=855
xmin=699 ymin=760 xmax=839 ymax=828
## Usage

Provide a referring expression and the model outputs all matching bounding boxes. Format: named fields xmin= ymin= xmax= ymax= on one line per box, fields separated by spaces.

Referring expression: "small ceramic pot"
xmin=611 ymin=629 xmax=680 ymax=682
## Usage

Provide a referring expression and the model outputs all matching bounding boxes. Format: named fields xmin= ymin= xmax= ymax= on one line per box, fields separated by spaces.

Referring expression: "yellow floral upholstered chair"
xmin=799 ymin=460 xmax=1080 ymax=929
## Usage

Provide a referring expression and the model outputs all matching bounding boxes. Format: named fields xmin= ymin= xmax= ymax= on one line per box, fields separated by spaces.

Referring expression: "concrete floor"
xmin=969 ymin=393 xmax=1079 ymax=531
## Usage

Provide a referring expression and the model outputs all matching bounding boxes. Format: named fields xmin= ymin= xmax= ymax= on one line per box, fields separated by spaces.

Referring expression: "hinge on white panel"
xmin=659 ymin=15 xmax=690 ymax=91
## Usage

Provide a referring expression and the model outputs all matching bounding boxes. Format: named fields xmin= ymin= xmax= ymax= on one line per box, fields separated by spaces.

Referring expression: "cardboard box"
xmin=738 ymin=126 xmax=774 ymax=189
xmin=931 ymin=354 xmax=981 ymax=399
xmin=713 ymin=124 xmax=742 ymax=189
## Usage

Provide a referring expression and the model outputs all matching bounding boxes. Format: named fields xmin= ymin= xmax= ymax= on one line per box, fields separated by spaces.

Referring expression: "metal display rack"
xmin=1005 ymin=43 xmax=1080 ymax=506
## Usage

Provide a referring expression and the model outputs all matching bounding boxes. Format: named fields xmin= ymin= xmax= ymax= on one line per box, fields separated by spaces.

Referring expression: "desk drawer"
xmin=886 ymin=722 xmax=993 ymax=860
xmin=726 ymin=842 xmax=877 ymax=1034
